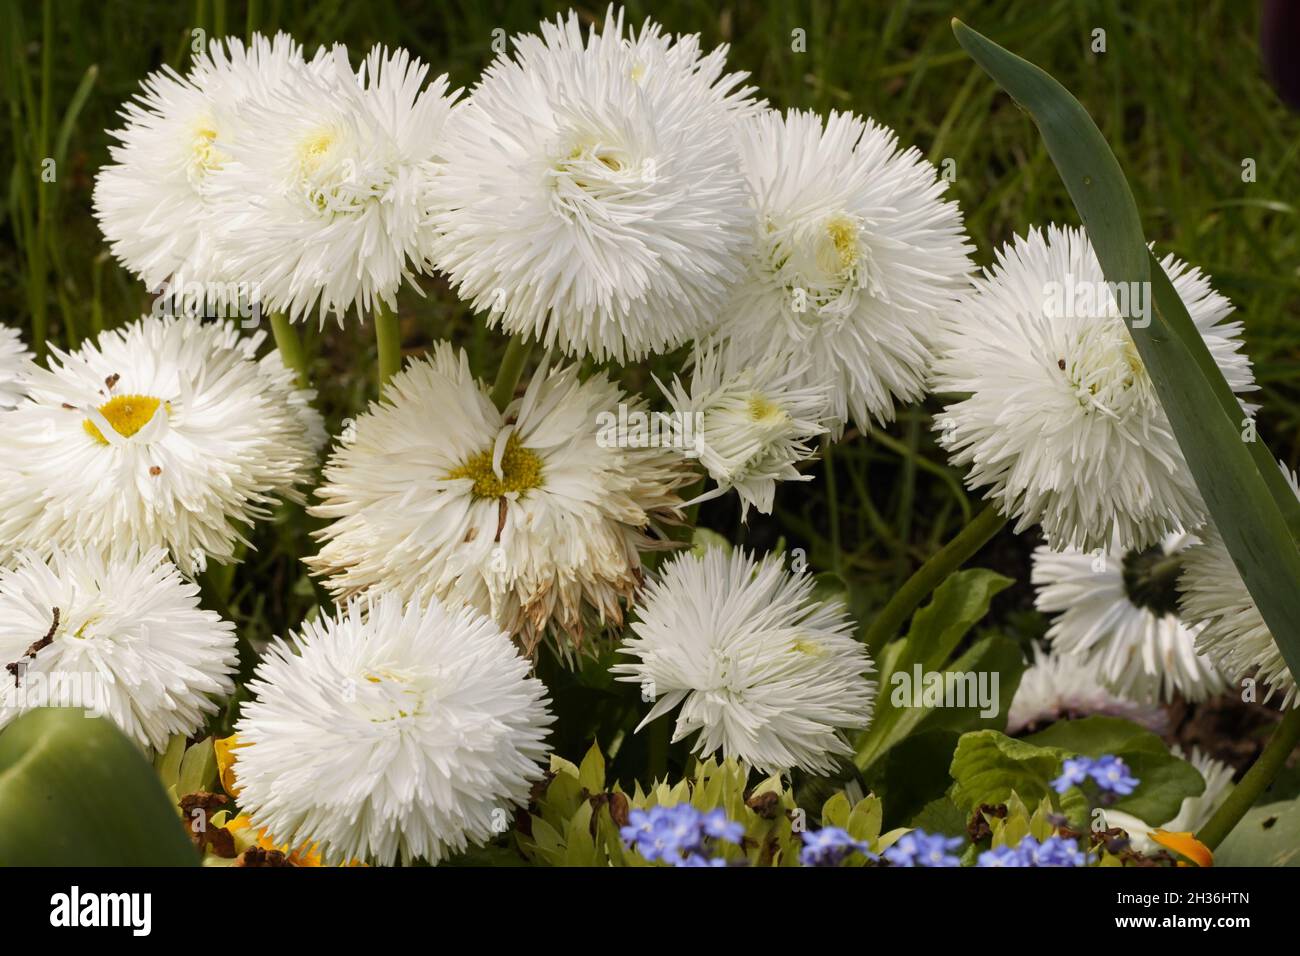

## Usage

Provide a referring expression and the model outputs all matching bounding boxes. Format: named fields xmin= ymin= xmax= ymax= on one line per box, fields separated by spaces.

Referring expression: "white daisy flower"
xmin=211 ymin=44 xmax=460 ymax=323
xmin=1107 ymin=747 xmax=1234 ymax=852
xmin=1179 ymin=462 xmax=1300 ymax=708
xmin=1032 ymin=533 xmax=1227 ymax=703
xmin=308 ymin=341 xmax=691 ymax=655
xmin=1005 ymin=643 xmax=1168 ymax=736
xmin=660 ymin=343 xmax=829 ymax=518
xmin=425 ymin=5 xmax=758 ymax=362
xmin=233 ymin=590 xmax=553 ymax=866
xmin=934 ymin=225 xmax=1256 ymax=552
xmin=94 ymin=32 xmax=310 ymax=306
xmin=0 ymin=325 xmax=33 ymax=409
xmin=612 ymin=547 xmax=875 ymax=774
xmin=711 ymin=108 xmax=974 ymax=432
xmin=0 ymin=315 xmax=323 ymax=573
xmin=0 ymin=548 xmax=237 ymax=751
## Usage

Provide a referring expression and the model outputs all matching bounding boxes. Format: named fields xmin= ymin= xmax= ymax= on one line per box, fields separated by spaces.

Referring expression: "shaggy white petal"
xmin=711 ymin=108 xmax=974 ymax=432
xmin=1179 ymin=462 xmax=1300 ymax=708
xmin=1033 ymin=532 xmax=1227 ymax=703
xmin=612 ymin=547 xmax=874 ymax=774
xmin=211 ymin=44 xmax=460 ymax=322
xmin=0 ymin=315 xmax=322 ymax=573
xmin=0 ymin=548 xmax=237 ymax=751
xmin=1005 ymin=643 xmax=1169 ymax=736
xmin=425 ymin=5 xmax=758 ymax=361
xmin=94 ymin=33 xmax=310 ymax=305
xmin=661 ymin=343 xmax=829 ymax=518
xmin=0 ymin=325 xmax=33 ymax=409
xmin=234 ymin=591 xmax=553 ymax=866
xmin=308 ymin=341 xmax=691 ymax=654
xmin=934 ymin=225 xmax=1255 ymax=552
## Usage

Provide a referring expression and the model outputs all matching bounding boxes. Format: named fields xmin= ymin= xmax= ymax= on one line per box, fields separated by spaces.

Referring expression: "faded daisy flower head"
xmin=934 ymin=225 xmax=1256 ymax=553
xmin=660 ymin=343 xmax=830 ymax=519
xmin=0 ymin=547 xmax=237 ymax=752
xmin=0 ymin=315 xmax=323 ymax=574
xmin=1005 ymin=643 xmax=1169 ymax=737
xmin=307 ymin=341 xmax=692 ymax=655
xmin=211 ymin=43 xmax=460 ymax=323
xmin=612 ymin=546 xmax=875 ymax=774
xmin=1032 ymin=532 xmax=1227 ymax=703
xmin=233 ymin=590 xmax=553 ymax=866
xmin=425 ymin=5 xmax=758 ymax=362
xmin=1179 ymin=461 xmax=1300 ymax=708
xmin=712 ymin=107 xmax=974 ymax=433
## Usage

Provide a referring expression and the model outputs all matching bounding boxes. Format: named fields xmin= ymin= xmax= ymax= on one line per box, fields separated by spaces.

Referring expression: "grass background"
xmin=1 ymin=0 xmax=1297 ymax=775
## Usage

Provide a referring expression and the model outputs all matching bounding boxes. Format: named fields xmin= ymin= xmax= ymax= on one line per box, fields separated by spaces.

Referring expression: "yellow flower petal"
xmin=214 ymin=734 xmax=245 ymax=798
xmin=1151 ymin=829 xmax=1213 ymax=867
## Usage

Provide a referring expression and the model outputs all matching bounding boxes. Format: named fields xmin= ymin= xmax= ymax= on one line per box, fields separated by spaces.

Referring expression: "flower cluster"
xmin=977 ymin=835 xmax=1091 ymax=868
xmin=619 ymin=805 xmax=744 ymax=866
xmin=1051 ymin=755 xmax=1140 ymax=797
xmin=800 ymin=827 xmax=875 ymax=867
xmin=882 ymin=830 xmax=965 ymax=867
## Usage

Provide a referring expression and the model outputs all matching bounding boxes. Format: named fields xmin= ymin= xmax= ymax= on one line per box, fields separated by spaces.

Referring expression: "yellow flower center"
xmin=446 ymin=433 xmax=544 ymax=499
xmin=298 ymin=129 xmax=336 ymax=173
xmin=748 ymin=394 xmax=786 ymax=422
xmin=825 ymin=215 xmax=860 ymax=272
xmin=791 ymin=638 xmax=825 ymax=657
xmin=187 ymin=121 xmax=225 ymax=181
xmin=83 ymin=394 xmax=166 ymax=445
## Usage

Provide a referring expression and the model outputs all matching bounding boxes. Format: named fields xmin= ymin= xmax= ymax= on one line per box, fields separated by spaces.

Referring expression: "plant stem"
xmin=824 ymin=435 xmax=843 ymax=579
xmin=489 ymin=335 xmax=531 ymax=411
xmin=269 ymin=312 xmax=308 ymax=388
xmin=862 ymin=502 xmax=1007 ymax=651
xmin=374 ymin=300 xmax=402 ymax=394
xmin=1196 ymin=707 xmax=1300 ymax=851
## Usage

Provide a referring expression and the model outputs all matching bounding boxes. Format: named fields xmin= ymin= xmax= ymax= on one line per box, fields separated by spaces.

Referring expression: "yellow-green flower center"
xmin=83 ymin=394 xmax=165 ymax=445
xmin=446 ymin=433 xmax=544 ymax=499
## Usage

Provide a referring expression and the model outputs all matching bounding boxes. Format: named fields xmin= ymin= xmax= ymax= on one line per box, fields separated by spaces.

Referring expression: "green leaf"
xmin=952 ymin=18 xmax=1300 ymax=688
xmin=908 ymin=796 xmax=969 ymax=842
xmin=1026 ymin=717 xmax=1205 ymax=824
xmin=948 ymin=730 xmax=1089 ymax=827
xmin=177 ymin=737 xmax=218 ymax=797
xmin=855 ymin=569 xmax=1011 ymax=771
xmin=1215 ymin=799 xmax=1300 ymax=867
xmin=0 ymin=709 xmax=197 ymax=865
xmin=578 ymin=741 xmax=606 ymax=795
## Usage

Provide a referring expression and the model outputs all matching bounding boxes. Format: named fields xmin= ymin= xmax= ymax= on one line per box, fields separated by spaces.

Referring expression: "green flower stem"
xmin=269 ymin=312 xmax=309 ymax=389
xmin=1197 ymin=707 xmax=1300 ymax=851
xmin=374 ymin=300 xmax=402 ymax=394
xmin=861 ymin=502 xmax=1007 ymax=652
xmin=489 ymin=335 xmax=532 ymax=412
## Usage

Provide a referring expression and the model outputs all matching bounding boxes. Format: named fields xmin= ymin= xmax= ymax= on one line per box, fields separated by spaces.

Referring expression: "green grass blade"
xmin=951 ymin=19 xmax=1300 ymax=685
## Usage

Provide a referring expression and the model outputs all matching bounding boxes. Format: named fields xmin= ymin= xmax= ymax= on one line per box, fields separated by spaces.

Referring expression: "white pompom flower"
xmin=1032 ymin=532 xmax=1227 ymax=703
xmin=425 ymin=5 xmax=757 ymax=362
xmin=1179 ymin=462 xmax=1300 ymax=708
xmin=0 ymin=548 xmax=237 ymax=751
xmin=94 ymin=32 xmax=310 ymax=304
xmin=934 ymin=225 xmax=1256 ymax=552
xmin=660 ymin=343 xmax=830 ymax=518
xmin=0 ymin=324 xmax=33 ymax=409
xmin=233 ymin=590 xmax=553 ymax=866
xmin=211 ymin=44 xmax=460 ymax=322
xmin=1005 ymin=644 xmax=1169 ymax=736
xmin=307 ymin=341 xmax=692 ymax=655
xmin=612 ymin=547 xmax=875 ymax=774
xmin=0 ymin=315 xmax=323 ymax=573
xmin=711 ymin=108 xmax=974 ymax=432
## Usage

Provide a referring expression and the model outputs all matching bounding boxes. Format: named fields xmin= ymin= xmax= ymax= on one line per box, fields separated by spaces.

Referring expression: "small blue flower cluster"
xmin=799 ymin=826 xmax=876 ymax=866
xmin=882 ymin=829 xmax=964 ymax=867
xmin=620 ymin=804 xmax=745 ymax=866
xmin=977 ymin=834 xmax=1092 ymax=867
xmin=1051 ymin=754 xmax=1139 ymax=796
